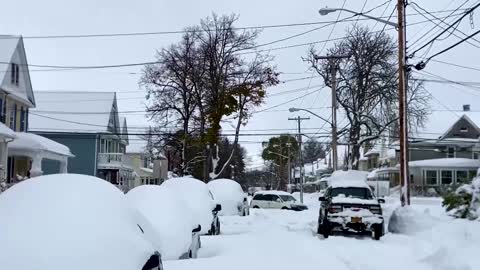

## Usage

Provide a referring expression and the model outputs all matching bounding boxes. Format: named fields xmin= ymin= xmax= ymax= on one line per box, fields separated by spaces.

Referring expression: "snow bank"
xmin=127 ymin=185 xmax=194 ymax=260
xmin=387 ymin=206 xmax=440 ymax=234
xmin=161 ymin=177 xmax=215 ymax=234
xmin=0 ymin=174 xmax=157 ymax=270
xmin=208 ymin=178 xmax=245 ymax=216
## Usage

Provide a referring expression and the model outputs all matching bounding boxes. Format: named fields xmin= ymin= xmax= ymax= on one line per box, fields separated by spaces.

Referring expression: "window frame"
xmin=446 ymin=147 xmax=455 ymax=158
xmin=455 ymin=170 xmax=468 ymax=184
xmin=424 ymin=170 xmax=438 ymax=186
xmin=440 ymin=170 xmax=453 ymax=185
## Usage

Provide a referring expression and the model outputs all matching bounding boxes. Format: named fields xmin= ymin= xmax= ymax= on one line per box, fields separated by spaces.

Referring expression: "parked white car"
xmin=208 ymin=178 xmax=249 ymax=216
xmin=126 ymin=185 xmax=201 ymax=260
xmin=0 ymin=174 xmax=162 ymax=270
xmin=161 ymin=177 xmax=222 ymax=235
xmin=250 ymin=190 xmax=308 ymax=211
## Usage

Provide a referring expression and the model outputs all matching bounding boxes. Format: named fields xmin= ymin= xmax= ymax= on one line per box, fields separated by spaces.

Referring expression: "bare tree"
xmin=140 ymin=30 xmax=199 ymax=175
xmin=306 ymin=26 xmax=429 ymax=168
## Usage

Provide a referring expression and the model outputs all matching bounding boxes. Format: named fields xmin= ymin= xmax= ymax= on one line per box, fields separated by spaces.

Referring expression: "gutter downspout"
xmin=94 ymin=134 xmax=98 ymax=176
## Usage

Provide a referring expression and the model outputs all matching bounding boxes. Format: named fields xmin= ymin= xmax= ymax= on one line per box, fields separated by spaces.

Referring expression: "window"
xmin=425 ymin=170 xmax=438 ymax=185
xmin=9 ymin=104 xmax=16 ymax=130
xmin=10 ymin=63 xmax=19 ymax=86
xmin=330 ymin=187 xmax=373 ymax=199
xmin=447 ymin=147 xmax=455 ymax=158
xmin=263 ymin=194 xmax=280 ymax=202
xmin=456 ymin=170 xmax=469 ymax=184
xmin=460 ymin=127 xmax=468 ymax=133
xmin=253 ymin=194 xmax=265 ymax=201
xmin=473 ymin=152 xmax=480 ymax=160
xmin=469 ymin=170 xmax=477 ymax=181
xmin=100 ymin=139 xmax=105 ymax=153
xmin=279 ymin=195 xmax=296 ymax=202
xmin=441 ymin=170 xmax=453 ymax=185
xmin=19 ymin=107 xmax=25 ymax=132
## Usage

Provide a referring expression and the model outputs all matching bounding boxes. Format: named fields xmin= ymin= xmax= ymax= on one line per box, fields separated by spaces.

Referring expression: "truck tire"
xmin=372 ymin=224 xmax=383 ymax=240
xmin=322 ymin=219 xmax=330 ymax=238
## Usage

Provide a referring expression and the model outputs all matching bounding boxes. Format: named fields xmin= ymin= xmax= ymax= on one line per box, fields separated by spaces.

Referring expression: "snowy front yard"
xmin=166 ymin=195 xmax=480 ymax=270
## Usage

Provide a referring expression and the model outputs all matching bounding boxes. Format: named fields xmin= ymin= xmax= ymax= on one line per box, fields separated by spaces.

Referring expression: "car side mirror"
xmin=142 ymin=251 xmax=161 ymax=270
xmin=192 ymin=225 xmax=201 ymax=233
xmin=318 ymin=196 xmax=326 ymax=202
xmin=378 ymin=198 xmax=386 ymax=204
xmin=214 ymin=204 xmax=222 ymax=212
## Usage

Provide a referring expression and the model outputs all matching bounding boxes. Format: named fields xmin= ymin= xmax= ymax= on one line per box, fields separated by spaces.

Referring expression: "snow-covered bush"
xmin=442 ymin=177 xmax=480 ymax=220
xmin=388 ymin=206 xmax=438 ymax=234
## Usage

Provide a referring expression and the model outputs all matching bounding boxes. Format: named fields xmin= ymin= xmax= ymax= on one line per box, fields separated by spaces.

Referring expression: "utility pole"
xmin=287 ymin=143 xmax=291 ymax=187
xmin=288 ymin=116 xmax=310 ymax=203
xmin=314 ymin=55 xmax=350 ymax=171
xmin=397 ymin=0 xmax=410 ymax=206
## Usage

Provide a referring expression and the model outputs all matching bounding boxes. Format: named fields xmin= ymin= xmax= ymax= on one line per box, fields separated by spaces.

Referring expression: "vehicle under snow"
xmin=0 ymin=174 xmax=162 ymax=270
xmin=317 ymin=180 xmax=385 ymax=240
xmin=126 ymin=185 xmax=201 ymax=260
xmin=208 ymin=178 xmax=249 ymax=216
xmin=161 ymin=177 xmax=222 ymax=235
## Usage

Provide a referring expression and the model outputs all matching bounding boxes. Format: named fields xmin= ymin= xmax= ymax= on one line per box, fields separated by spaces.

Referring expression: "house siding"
xmin=33 ymin=132 xmax=97 ymax=175
xmin=409 ymin=148 xmax=444 ymax=161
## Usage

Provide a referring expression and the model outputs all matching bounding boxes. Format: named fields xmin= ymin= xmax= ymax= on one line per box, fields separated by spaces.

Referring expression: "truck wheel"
xmin=316 ymin=223 xmax=323 ymax=234
xmin=281 ymin=206 xmax=289 ymax=210
xmin=253 ymin=205 xmax=259 ymax=209
xmin=372 ymin=224 xmax=383 ymax=240
xmin=322 ymin=219 xmax=330 ymax=238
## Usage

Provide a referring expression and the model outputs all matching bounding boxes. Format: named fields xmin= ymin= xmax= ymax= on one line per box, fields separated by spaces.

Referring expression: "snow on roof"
xmin=367 ymin=169 xmax=379 ymax=179
xmin=0 ymin=174 xmax=157 ymax=270
xmin=0 ymin=123 xmax=16 ymax=139
xmin=364 ymin=147 xmax=380 ymax=157
xmin=255 ymin=190 xmax=292 ymax=196
xmin=387 ymin=148 xmax=396 ymax=159
xmin=327 ymin=170 xmax=369 ymax=183
xmin=8 ymin=132 xmax=73 ymax=157
xmin=330 ymin=180 xmax=370 ymax=189
xmin=126 ymin=185 xmax=194 ymax=260
xmin=29 ymin=91 xmax=116 ymax=133
xmin=405 ymin=158 xmax=480 ymax=168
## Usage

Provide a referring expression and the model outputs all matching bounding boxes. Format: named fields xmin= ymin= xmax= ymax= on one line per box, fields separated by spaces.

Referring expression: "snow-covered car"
xmin=317 ymin=180 xmax=385 ymax=240
xmin=208 ymin=178 xmax=249 ymax=216
xmin=126 ymin=185 xmax=202 ymax=260
xmin=161 ymin=177 xmax=222 ymax=235
xmin=250 ymin=190 xmax=308 ymax=211
xmin=0 ymin=174 xmax=162 ymax=270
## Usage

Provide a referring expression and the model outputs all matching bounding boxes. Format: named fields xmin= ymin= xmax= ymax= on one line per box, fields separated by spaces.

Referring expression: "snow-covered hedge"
xmin=442 ymin=177 xmax=480 ymax=220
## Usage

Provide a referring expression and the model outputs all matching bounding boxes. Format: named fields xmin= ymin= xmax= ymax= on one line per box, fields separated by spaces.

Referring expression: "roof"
xmin=8 ymin=132 xmax=73 ymax=157
xmin=330 ymin=180 xmax=370 ymax=189
xmin=0 ymin=123 xmax=16 ymax=139
xmin=29 ymin=91 xmax=117 ymax=133
xmin=254 ymin=190 xmax=292 ymax=196
xmin=0 ymin=36 xmax=35 ymax=107
xmin=405 ymin=158 xmax=480 ymax=168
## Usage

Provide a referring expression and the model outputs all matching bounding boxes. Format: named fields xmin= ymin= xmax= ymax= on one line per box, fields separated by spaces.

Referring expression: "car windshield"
xmin=330 ymin=187 xmax=373 ymax=199
xmin=279 ymin=195 xmax=296 ymax=202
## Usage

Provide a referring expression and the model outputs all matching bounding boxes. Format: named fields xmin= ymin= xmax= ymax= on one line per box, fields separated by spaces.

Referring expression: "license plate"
xmin=351 ymin=217 xmax=362 ymax=223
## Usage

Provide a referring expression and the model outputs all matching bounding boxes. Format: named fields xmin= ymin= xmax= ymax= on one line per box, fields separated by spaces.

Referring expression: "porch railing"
xmin=98 ymin=153 xmax=124 ymax=165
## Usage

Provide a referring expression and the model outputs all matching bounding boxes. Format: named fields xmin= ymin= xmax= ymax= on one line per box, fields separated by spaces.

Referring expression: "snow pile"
xmin=161 ymin=177 xmax=215 ymax=234
xmin=0 ymin=122 xmax=15 ymax=138
xmin=387 ymin=206 xmax=439 ymax=234
xmin=208 ymin=178 xmax=246 ymax=216
xmin=327 ymin=170 xmax=368 ymax=184
xmin=443 ymin=177 xmax=480 ymax=220
xmin=0 ymin=174 xmax=157 ymax=270
xmin=126 ymin=185 xmax=194 ymax=260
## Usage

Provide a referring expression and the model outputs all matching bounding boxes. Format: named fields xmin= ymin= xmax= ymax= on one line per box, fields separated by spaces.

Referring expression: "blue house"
xmin=29 ymin=91 xmax=134 ymax=191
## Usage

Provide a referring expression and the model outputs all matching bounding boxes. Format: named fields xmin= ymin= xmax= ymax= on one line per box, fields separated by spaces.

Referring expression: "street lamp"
xmin=319 ymin=3 xmax=410 ymax=206
xmin=318 ymin=7 xmax=398 ymax=27
xmin=289 ymin=107 xmax=332 ymax=125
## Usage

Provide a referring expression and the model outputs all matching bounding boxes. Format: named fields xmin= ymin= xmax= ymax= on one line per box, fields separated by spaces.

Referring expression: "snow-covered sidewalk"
xmin=165 ymin=195 xmax=480 ymax=270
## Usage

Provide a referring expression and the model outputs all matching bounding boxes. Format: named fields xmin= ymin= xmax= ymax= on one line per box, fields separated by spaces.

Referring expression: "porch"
xmin=7 ymin=132 xmax=74 ymax=183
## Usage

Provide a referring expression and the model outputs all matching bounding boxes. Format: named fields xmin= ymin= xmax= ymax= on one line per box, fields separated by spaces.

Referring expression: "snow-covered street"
xmin=166 ymin=195 xmax=480 ymax=270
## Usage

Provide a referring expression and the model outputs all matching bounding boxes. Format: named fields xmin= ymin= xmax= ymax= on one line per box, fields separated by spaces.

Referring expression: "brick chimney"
xmin=463 ymin=104 xmax=471 ymax=111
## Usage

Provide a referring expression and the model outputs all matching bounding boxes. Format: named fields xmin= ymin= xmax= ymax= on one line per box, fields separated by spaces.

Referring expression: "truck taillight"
xmin=328 ymin=205 xmax=342 ymax=213
xmin=369 ymin=205 xmax=382 ymax=215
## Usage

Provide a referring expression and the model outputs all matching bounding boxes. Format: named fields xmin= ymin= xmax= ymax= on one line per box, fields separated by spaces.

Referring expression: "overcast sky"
xmin=2 ymin=0 xmax=479 ymax=168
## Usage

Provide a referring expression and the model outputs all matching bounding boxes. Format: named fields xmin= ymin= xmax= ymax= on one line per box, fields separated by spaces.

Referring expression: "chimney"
xmin=463 ymin=104 xmax=471 ymax=111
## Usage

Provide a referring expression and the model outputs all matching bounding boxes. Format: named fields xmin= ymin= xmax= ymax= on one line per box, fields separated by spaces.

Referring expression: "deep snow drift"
xmin=165 ymin=193 xmax=480 ymax=270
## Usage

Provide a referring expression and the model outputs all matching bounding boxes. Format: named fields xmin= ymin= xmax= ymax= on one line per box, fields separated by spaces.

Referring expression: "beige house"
xmin=0 ymin=36 xmax=73 ymax=186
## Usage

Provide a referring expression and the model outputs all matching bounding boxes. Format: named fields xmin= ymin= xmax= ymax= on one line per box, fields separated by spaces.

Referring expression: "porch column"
xmin=30 ymin=154 xmax=43 ymax=177
xmin=59 ymin=156 xmax=68 ymax=173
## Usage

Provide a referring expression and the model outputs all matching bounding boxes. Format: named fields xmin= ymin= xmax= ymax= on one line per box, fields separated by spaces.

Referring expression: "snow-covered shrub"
xmin=388 ymin=206 xmax=438 ymax=234
xmin=442 ymin=177 xmax=480 ymax=220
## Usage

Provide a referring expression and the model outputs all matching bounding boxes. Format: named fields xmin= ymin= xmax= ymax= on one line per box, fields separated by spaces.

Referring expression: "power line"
xmin=0 ymin=9 xmax=465 ymax=40
xmin=409 ymin=2 xmax=480 ymax=57
xmin=423 ymin=29 xmax=480 ymax=63
xmin=430 ymin=58 xmax=480 ymax=72
xmin=0 ymin=14 xmax=462 ymax=72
